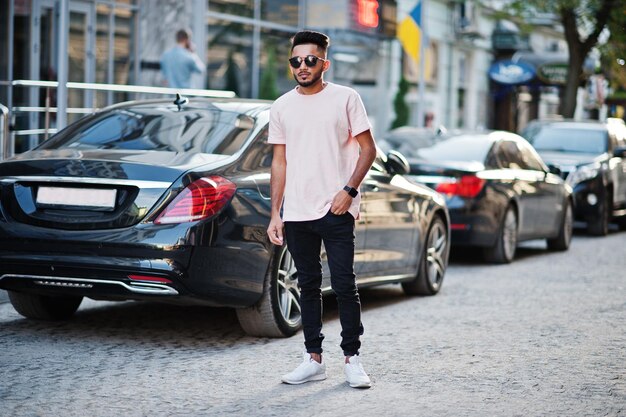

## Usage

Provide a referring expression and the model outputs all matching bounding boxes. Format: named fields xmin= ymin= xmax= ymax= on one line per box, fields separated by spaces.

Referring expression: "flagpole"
xmin=416 ymin=0 xmax=426 ymax=128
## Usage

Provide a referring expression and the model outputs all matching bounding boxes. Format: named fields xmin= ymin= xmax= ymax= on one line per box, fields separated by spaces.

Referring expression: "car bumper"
xmin=448 ymin=210 xmax=499 ymax=247
xmin=570 ymin=177 xmax=606 ymax=222
xmin=0 ymin=221 xmax=270 ymax=308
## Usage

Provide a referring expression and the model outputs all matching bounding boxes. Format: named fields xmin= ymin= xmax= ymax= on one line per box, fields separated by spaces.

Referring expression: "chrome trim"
xmin=0 ymin=176 xmax=172 ymax=189
xmin=321 ymin=273 xmax=414 ymax=293
xmin=35 ymin=280 xmax=93 ymax=289
xmin=0 ymin=274 xmax=179 ymax=295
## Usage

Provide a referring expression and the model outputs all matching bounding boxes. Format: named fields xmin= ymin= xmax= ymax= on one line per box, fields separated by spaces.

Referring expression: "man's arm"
xmin=330 ymin=129 xmax=377 ymax=215
xmin=267 ymin=144 xmax=286 ymax=245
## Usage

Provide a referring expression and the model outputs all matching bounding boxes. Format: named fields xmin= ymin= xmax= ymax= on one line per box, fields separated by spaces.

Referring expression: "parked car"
xmin=521 ymin=119 xmax=626 ymax=235
xmin=0 ymin=97 xmax=450 ymax=337
xmin=406 ymin=131 xmax=574 ymax=263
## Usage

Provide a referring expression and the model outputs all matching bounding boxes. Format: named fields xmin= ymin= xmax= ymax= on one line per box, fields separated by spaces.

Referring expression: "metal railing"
xmin=0 ymin=104 xmax=9 ymax=161
xmin=0 ymin=80 xmax=236 ymax=160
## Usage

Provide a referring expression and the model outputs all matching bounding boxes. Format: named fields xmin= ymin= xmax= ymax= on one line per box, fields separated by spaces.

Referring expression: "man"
xmin=267 ymin=30 xmax=377 ymax=389
xmin=160 ymin=29 xmax=204 ymax=89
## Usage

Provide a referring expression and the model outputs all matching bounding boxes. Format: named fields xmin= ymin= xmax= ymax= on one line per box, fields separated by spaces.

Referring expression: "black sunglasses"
xmin=288 ymin=55 xmax=326 ymax=69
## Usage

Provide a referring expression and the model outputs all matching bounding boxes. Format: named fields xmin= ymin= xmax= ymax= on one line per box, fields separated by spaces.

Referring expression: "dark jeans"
xmin=284 ymin=211 xmax=364 ymax=357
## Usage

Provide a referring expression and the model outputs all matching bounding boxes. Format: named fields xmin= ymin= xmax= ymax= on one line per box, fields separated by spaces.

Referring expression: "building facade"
xmin=2 ymin=0 xmax=505 ymax=153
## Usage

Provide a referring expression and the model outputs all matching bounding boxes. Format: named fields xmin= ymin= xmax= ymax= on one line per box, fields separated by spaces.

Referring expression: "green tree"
xmin=259 ymin=44 xmax=280 ymax=100
xmin=599 ymin=8 xmax=626 ymax=106
xmin=505 ymin=0 xmax=622 ymax=117
xmin=391 ymin=76 xmax=410 ymax=129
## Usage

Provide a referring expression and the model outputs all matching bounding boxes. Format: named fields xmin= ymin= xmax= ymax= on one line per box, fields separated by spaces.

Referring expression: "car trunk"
xmin=0 ymin=149 xmax=230 ymax=230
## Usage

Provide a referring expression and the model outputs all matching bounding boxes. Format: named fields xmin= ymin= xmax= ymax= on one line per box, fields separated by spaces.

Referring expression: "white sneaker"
xmin=281 ymin=351 xmax=327 ymax=385
xmin=344 ymin=355 xmax=371 ymax=388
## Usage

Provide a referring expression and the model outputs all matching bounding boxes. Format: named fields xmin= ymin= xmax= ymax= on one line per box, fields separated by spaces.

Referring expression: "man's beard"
xmin=294 ymin=71 xmax=322 ymax=87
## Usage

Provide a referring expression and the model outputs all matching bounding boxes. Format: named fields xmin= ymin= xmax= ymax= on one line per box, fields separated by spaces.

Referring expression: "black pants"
xmin=284 ymin=211 xmax=364 ymax=357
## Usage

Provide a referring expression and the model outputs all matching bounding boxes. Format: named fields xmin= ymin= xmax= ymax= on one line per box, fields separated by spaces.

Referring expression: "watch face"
xmin=344 ymin=185 xmax=358 ymax=197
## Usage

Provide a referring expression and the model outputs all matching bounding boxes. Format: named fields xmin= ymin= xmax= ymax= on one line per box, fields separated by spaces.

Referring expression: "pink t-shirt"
xmin=268 ymin=82 xmax=372 ymax=221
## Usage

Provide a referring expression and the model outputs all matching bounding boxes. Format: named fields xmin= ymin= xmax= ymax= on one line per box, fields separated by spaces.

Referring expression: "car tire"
xmin=402 ymin=215 xmax=449 ymax=296
xmin=547 ymin=199 xmax=573 ymax=251
xmin=236 ymin=245 xmax=301 ymax=337
xmin=616 ymin=216 xmax=626 ymax=231
xmin=483 ymin=204 xmax=517 ymax=264
xmin=587 ymin=195 xmax=610 ymax=236
xmin=8 ymin=291 xmax=82 ymax=320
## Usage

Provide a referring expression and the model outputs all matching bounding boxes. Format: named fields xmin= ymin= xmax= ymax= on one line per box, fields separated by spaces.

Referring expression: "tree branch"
xmin=581 ymin=0 xmax=617 ymax=53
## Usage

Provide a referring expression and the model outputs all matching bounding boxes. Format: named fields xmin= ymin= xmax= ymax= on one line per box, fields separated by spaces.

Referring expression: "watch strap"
xmin=343 ymin=185 xmax=358 ymax=198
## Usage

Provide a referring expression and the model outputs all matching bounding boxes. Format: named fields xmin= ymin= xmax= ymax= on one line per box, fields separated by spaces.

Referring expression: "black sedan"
xmin=406 ymin=131 xmax=573 ymax=263
xmin=521 ymin=119 xmax=626 ymax=235
xmin=0 ymin=97 xmax=450 ymax=337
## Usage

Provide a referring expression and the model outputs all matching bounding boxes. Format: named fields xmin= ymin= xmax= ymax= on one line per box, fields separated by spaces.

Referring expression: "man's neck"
xmin=297 ymin=80 xmax=327 ymax=96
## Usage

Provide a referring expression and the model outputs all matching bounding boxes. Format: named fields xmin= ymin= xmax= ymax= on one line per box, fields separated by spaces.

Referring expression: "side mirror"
xmin=613 ymin=146 xmax=626 ymax=158
xmin=547 ymin=164 xmax=562 ymax=176
xmin=386 ymin=150 xmax=410 ymax=176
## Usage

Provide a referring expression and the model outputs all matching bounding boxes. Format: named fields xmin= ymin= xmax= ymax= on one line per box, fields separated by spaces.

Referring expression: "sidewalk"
xmin=0 ymin=290 xmax=8 ymax=304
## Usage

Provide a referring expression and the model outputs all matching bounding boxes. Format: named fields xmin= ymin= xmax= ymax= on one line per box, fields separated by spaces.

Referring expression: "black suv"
xmin=521 ymin=119 xmax=626 ymax=235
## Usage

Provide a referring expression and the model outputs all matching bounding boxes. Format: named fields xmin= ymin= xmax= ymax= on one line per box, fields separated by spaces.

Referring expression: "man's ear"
xmin=323 ymin=59 xmax=331 ymax=73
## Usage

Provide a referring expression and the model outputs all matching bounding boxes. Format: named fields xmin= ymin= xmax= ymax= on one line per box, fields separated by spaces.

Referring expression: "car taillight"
xmin=435 ymin=175 xmax=486 ymax=198
xmin=154 ymin=176 xmax=236 ymax=224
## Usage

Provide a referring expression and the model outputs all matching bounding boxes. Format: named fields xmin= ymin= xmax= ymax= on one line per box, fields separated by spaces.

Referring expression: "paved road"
xmin=1 ymin=230 xmax=624 ymax=416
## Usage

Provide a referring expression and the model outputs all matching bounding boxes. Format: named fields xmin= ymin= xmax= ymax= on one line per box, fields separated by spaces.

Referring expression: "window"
xmin=208 ymin=0 xmax=254 ymax=18
xmin=38 ymin=106 xmax=253 ymax=155
xmin=528 ymin=126 xmax=608 ymax=154
xmin=496 ymin=140 xmax=525 ymax=169
xmin=416 ymin=135 xmax=492 ymax=163
xmin=517 ymin=141 xmax=546 ymax=171
xmin=261 ymin=0 xmax=299 ymax=26
xmin=259 ymin=29 xmax=295 ymax=100
xmin=207 ymin=18 xmax=254 ymax=98
xmin=241 ymin=127 xmax=273 ymax=169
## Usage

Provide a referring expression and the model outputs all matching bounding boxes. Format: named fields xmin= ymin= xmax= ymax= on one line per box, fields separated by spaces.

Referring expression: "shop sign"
xmin=537 ymin=63 xmax=568 ymax=85
xmin=488 ymin=60 xmax=535 ymax=84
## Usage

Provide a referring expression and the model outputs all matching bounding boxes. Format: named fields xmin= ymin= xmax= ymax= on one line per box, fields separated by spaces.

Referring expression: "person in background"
xmin=267 ymin=30 xmax=377 ymax=389
xmin=160 ymin=29 xmax=204 ymax=89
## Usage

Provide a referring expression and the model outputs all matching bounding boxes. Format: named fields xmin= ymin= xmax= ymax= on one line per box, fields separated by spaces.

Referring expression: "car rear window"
xmin=415 ymin=135 xmax=492 ymax=163
xmin=37 ymin=106 xmax=254 ymax=155
xmin=527 ymin=126 xmax=608 ymax=154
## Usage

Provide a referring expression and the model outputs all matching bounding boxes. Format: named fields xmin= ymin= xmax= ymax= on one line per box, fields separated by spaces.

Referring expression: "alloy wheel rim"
xmin=503 ymin=209 xmax=517 ymax=260
xmin=276 ymin=249 xmax=301 ymax=326
xmin=426 ymin=221 xmax=447 ymax=289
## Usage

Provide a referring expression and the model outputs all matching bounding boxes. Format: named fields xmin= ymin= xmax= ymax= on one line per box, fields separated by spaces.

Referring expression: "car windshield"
xmin=415 ymin=135 xmax=492 ymax=163
xmin=526 ymin=126 xmax=608 ymax=154
xmin=37 ymin=106 xmax=254 ymax=155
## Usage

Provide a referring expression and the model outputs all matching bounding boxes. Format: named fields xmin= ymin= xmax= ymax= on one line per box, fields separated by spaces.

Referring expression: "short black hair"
xmin=290 ymin=30 xmax=330 ymax=54
xmin=176 ymin=29 xmax=191 ymax=43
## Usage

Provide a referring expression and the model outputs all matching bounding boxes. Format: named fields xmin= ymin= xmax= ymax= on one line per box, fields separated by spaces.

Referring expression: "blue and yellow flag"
xmin=397 ymin=1 xmax=423 ymax=64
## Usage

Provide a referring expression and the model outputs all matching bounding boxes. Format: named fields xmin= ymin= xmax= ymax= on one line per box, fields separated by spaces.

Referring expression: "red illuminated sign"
xmin=357 ymin=0 xmax=379 ymax=28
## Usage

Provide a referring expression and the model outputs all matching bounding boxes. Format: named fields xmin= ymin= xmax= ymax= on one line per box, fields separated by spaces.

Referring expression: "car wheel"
xmin=236 ymin=245 xmax=301 ymax=337
xmin=8 ymin=291 xmax=82 ymax=320
xmin=587 ymin=195 xmax=609 ymax=236
xmin=483 ymin=204 xmax=517 ymax=264
xmin=547 ymin=199 xmax=573 ymax=251
xmin=402 ymin=215 xmax=449 ymax=296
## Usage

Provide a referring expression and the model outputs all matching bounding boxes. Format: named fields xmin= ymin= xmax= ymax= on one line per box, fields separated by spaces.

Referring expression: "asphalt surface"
xmin=1 ymin=229 xmax=624 ymax=416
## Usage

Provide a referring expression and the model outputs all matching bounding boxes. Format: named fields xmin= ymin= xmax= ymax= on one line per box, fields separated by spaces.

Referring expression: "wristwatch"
xmin=343 ymin=185 xmax=358 ymax=198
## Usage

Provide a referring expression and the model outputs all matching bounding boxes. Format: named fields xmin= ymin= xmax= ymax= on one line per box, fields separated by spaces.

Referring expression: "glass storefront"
xmin=206 ymin=0 xmax=302 ymax=99
xmin=4 ymin=0 xmax=138 ymax=151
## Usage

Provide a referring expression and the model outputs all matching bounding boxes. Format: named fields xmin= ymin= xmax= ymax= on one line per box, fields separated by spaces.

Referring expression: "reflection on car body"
xmin=406 ymin=130 xmax=574 ymax=263
xmin=0 ymin=97 xmax=451 ymax=338
xmin=521 ymin=119 xmax=626 ymax=235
